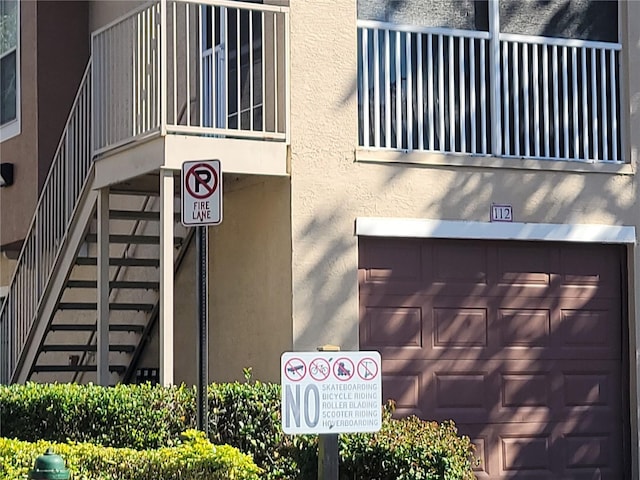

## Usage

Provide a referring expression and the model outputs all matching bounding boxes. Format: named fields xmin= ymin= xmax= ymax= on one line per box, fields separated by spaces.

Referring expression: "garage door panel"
xmin=359 ymin=239 xmax=626 ymax=480
xmin=382 ymin=358 xmax=621 ymax=425
xmin=458 ymin=424 xmax=623 ymax=480
xmin=361 ymin=305 xmax=424 ymax=350
xmin=496 ymin=244 xmax=554 ymax=286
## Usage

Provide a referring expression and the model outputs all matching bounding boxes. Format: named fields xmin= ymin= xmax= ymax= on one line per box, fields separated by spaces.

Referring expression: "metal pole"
xmin=317 ymin=344 xmax=340 ymax=480
xmin=196 ymin=225 xmax=209 ymax=435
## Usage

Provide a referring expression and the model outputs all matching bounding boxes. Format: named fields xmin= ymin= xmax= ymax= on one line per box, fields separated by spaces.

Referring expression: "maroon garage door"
xmin=359 ymin=238 xmax=628 ymax=479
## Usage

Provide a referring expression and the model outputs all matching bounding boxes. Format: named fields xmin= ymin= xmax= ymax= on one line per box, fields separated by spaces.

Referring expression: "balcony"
xmin=357 ymin=20 xmax=622 ymax=164
xmin=92 ymin=0 xmax=289 ymax=183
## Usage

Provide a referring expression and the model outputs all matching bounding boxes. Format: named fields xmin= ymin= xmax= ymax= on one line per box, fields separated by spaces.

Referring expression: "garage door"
xmin=359 ymin=238 xmax=627 ymax=479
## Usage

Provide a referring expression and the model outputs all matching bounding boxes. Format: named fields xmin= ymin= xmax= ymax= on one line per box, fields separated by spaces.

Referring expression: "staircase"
xmin=30 ymin=185 xmax=190 ymax=384
xmin=0 ymin=0 xmax=290 ymax=385
xmin=0 ymin=63 xmax=189 ymax=385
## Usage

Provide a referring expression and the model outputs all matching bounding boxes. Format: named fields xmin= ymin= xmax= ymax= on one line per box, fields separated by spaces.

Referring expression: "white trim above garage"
xmin=356 ymin=217 xmax=636 ymax=244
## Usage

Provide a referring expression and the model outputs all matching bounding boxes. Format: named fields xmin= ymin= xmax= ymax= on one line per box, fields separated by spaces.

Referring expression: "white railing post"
xmin=160 ymin=0 xmax=168 ymax=135
xmin=488 ymin=0 xmax=501 ymax=156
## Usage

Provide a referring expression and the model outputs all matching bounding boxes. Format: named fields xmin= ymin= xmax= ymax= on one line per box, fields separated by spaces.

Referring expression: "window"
xmin=0 ymin=0 xmax=19 ymax=140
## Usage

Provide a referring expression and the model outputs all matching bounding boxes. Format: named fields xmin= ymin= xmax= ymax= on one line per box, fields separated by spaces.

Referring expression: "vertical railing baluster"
xmin=448 ymin=35 xmax=454 ymax=151
xmin=552 ymin=45 xmax=559 ymax=158
xmin=261 ymin=10 xmax=265 ymax=132
xmin=591 ymin=48 xmax=598 ymax=160
xmin=533 ymin=43 xmax=540 ymax=157
xmin=395 ymin=30 xmax=401 ymax=148
xmin=236 ymin=8 xmax=241 ymax=130
xmin=581 ymin=47 xmax=588 ymax=160
xmin=513 ymin=42 xmax=520 ymax=156
xmin=470 ymin=38 xmax=476 ymax=154
xmin=249 ymin=10 xmax=254 ymax=131
xmin=523 ymin=43 xmax=530 ymax=157
xmin=542 ymin=45 xmax=551 ymax=158
xmin=417 ymin=32 xmax=424 ymax=150
xmin=428 ymin=33 xmax=434 ymax=150
xmin=374 ymin=28 xmax=381 ymax=147
xmin=363 ymin=28 xmax=370 ymax=148
xmin=611 ymin=50 xmax=618 ymax=161
xmin=406 ymin=32 xmax=413 ymax=150
xmin=385 ymin=28 xmax=391 ymax=148
xmin=438 ymin=34 xmax=444 ymax=151
xmin=459 ymin=36 xmax=466 ymax=152
xmin=601 ymin=49 xmax=608 ymax=160
xmin=502 ymin=41 xmax=510 ymax=156
xmin=572 ymin=47 xmax=579 ymax=159
xmin=480 ymin=38 xmax=487 ymax=154
xmin=562 ymin=46 xmax=569 ymax=158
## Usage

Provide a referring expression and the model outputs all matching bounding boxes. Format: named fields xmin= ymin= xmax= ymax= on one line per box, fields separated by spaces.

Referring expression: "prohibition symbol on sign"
xmin=181 ymin=159 xmax=222 ymax=227
xmin=357 ymin=357 xmax=379 ymax=381
xmin=186 ymin=163 xmax=219 ymax=199
xmin=333 ymin=357 xmax=355 ymax=381
xmin=284 ymin=358 xmax=306 ymax=382
xmin=309 ymin=358 xmax=330 ymax=381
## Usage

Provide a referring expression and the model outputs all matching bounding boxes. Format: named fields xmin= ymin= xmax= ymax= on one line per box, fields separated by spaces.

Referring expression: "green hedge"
xmin=0 ymin=382 xmax=475 ymax=479
xmin=0 ymin=429 xmax=261 ymax=480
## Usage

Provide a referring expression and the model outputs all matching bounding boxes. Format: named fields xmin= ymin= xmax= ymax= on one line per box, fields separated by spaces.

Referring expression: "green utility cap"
xmin=29 ymin=448 xmax=70 ymax=480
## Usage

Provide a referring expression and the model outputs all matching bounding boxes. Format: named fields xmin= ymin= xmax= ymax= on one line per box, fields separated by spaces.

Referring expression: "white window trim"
xmin=0 ymin=0 xmax=20 ymax=142
xmin=355 ymin=217 xmax=636 ymax=244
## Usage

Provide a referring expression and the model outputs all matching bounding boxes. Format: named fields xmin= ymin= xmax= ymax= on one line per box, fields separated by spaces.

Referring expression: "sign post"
xmin=181 ymin=160 xmax=223 ymax=434
xmin=281 ymin=350 xmax=382 ymax=480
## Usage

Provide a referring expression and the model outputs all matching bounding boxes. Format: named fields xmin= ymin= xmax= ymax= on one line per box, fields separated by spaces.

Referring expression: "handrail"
xmin=0 ymin=62 xmax=93 ymax=383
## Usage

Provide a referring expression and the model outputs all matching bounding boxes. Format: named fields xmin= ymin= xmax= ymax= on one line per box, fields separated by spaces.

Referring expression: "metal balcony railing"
xmin=92 ymin=0 xmax=289 ymax=155
xmin=0 ymin=65 xmax=92 ymax=383
xmin=358 ymin=20 xmax=623 ymax=163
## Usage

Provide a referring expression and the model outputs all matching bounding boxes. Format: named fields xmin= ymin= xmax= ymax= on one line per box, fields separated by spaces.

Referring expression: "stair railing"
xmin=0 ymin=63 xmax=93 ymax=384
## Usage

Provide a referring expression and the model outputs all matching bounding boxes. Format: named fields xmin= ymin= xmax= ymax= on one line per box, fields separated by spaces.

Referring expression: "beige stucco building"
xmin=1 ymin=0 xmax=639 ymax=478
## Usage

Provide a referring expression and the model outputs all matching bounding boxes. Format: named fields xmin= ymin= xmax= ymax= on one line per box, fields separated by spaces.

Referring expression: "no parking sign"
xmin=181 ymin=160 xmax=222 ymax=227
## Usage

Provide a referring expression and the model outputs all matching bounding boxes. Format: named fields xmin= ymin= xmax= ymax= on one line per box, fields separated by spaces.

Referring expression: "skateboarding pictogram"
xmin=357 ymin=357 xmax=379 ymax=381
xmin=332 ymin=357 xmax=355 ymax=381
xmin=284 ymin=357 xmax=306 ymax=382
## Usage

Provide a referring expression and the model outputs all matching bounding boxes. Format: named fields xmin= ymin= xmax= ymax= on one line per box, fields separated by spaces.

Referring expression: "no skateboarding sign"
xmin=181 ymin=160 xmax=222 ymax=226
xmin=281 ymin=351 xmax=382 ymax=435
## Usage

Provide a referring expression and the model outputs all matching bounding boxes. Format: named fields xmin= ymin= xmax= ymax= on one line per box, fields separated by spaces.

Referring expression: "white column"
xmin=159 ymin=168 xmax=174 ymax=386
xmin=97 ymin=187 xmax=110 ymax=386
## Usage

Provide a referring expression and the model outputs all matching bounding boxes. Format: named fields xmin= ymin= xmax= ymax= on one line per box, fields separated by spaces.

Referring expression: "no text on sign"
xmin=181 ymin=160 xmax=222 ymax=226
xmin=281 ymin=351 xmax=382 ymax=435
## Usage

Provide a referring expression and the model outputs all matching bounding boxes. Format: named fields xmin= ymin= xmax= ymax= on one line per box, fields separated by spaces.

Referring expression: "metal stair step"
xmin=109 ymin=210 xmax=160 ymax=220
xmin=85 ymin=234 xmax=182 ymax=246
xmin=109 ymin=210 xmax=181 ymax=221
xmin=48 ymin=324 xmax=145 ymax=333
xmin=58 ymin=302 xmax=155 ymax=312
xmin=32 ymin=365 xmax=127 ymax=373
xmin=85 ymin=234 xmax=157 ymax=245
xmin=75 ymin=257 xmax=160 ymax=267
xmin=41 ymin=344 xmax=136 ymax=353
xmin=66 ymin=280 xmax=160 ymax=290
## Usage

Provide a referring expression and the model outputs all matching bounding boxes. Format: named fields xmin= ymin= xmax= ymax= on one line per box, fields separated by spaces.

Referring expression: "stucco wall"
xmin=0 ymin=1 xmax=38 ymax=249
xmin=143 ymin=175 xmax=292 ymax=385
xmin=89 ymin=1 xmax=147 ymax=33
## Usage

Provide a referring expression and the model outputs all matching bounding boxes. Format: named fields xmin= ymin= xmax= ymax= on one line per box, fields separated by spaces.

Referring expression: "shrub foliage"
xmin=0 ymin=382 xmax=475 ymax=479
xmin=0 ymin=429 xmax=261 ymax=480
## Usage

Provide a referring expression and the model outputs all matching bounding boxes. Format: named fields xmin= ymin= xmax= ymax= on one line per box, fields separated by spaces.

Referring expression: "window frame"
xmin=0 ymin=0 xmax=20 ymax=142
